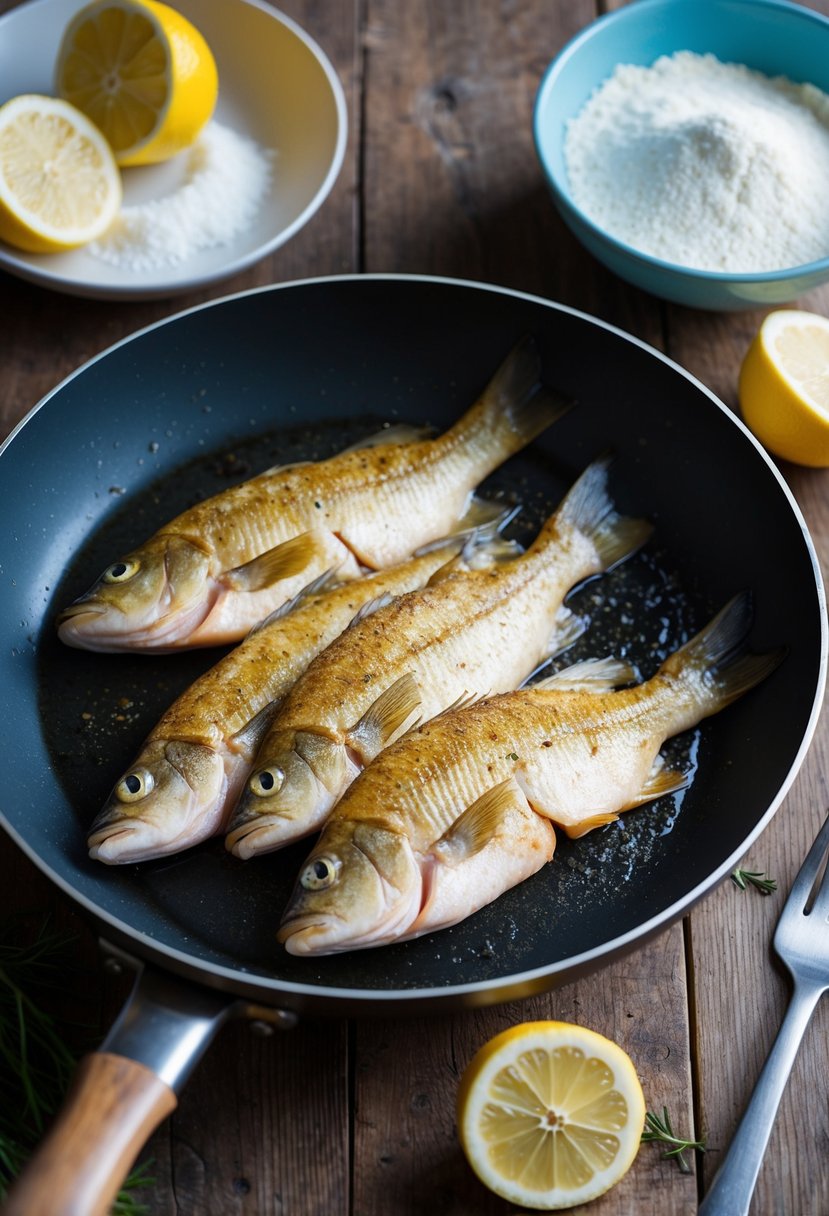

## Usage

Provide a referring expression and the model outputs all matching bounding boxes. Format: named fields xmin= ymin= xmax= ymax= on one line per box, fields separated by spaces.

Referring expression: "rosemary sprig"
xmin=0 ymin=920 xmax=152 ymax=1214
xmin=731 ymin=867 xmax=778 ymax=895
xmin=641 ymin=1106 xmax=706 ymax=1174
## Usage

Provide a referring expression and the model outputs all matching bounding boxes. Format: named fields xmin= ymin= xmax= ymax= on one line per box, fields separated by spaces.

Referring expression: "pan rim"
xmin=2 ymin=272 xmax=826 ymax=1006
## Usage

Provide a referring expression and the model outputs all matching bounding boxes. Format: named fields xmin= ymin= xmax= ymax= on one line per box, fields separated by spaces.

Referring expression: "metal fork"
xmin=699 ymin=812 xmax=829 ymax=1215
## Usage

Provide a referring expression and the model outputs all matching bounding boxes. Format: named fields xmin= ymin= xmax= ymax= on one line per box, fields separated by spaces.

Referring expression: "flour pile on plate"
xmin=91 ymin=121 xmax=273 ymax=270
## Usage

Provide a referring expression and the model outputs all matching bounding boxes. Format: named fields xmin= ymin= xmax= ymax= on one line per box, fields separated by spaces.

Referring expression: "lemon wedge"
xmin=738 ymin=309 xmax=829 ymax=468
xmin=457 ymin=1020 xmax=646 ymax=1210
xmin=55 ymin=0 xmax=218 ymax=167
xmin=0 ymin=94 xmax=121 ymax=253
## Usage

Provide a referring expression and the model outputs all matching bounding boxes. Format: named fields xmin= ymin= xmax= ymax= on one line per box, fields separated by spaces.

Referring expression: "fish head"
xmin=226 ymin=729 xmax=355 ymax=859
xmin=277 ymin=818 xmax=421 ymax=955
xmin=88 ymin=739 xmax=226 ymax=863
xmin=57 ymin=535 xmax=214 ymax=652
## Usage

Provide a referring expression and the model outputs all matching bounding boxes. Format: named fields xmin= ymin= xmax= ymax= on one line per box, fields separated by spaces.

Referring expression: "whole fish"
xmin=57 ymin=337 xmax=568 ymax=652
xmin=86 ymin=524 xmax=517 ymax=864
xmin=277 ymin=593 xmax=783 ymax=955
xmin=226 ymin=457 xmax=651 ymax=859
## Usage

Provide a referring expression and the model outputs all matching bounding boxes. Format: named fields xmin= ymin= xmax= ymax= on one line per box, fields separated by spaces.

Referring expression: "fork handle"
xmin=699 ymin=980 xmax=824 ymax=1216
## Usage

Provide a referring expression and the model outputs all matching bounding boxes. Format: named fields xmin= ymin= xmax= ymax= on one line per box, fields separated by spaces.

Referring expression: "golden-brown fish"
xmin=277 ymin=593 xmax=783 ymax=955
xmin=226 ymin=457 xmax=650 ymax=859
xmin=57 ymin=337 xmax=569 ymax=652
xmin=86 ymin=526 xmax=516 ymax=864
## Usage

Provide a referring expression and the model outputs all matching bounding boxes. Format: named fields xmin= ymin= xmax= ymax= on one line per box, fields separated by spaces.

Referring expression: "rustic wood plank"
xmin=354 ymin=929 xmax=697 ymax=1216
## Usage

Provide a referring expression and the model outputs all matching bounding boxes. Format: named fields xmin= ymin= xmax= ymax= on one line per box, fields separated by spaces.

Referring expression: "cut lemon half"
xmin=55 ymin=0 xmax=218 ymax=167
xmin=738 ymin=309 xmax=829 ymax=468
xmin=457 ymin=1020 xmax=646 ymax=1210
xmin=0 ymin=94 xmax=121 ymax=253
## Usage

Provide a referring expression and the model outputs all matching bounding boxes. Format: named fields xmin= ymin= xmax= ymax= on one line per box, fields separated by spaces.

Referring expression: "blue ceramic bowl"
xmin=533 ymin=0 xmax=829 ymax=310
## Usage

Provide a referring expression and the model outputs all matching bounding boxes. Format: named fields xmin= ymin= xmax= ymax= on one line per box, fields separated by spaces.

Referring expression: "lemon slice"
xmin=55 ymin=0 xmax=218 ymax=167
xmin=0 ymin=94 xmax=121 ymax=253
xmin=738 ymin=309 xmax=829 ymax=468
xmin=457 ymin=1020 xmax=646 ymax=1210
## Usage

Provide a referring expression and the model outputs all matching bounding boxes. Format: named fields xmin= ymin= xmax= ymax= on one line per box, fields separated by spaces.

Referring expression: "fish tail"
xmin=661 ymin=592 xmax=786 ymax=714
xmin=551 ymin=455 xmax=653 ymax=571
xmin=446 ymin=336 xmax=572 ymax=466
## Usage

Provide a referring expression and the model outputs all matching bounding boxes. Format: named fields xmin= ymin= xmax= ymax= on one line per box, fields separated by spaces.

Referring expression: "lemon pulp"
xmin=738 ymin=309 xmax=829 ymax=468
xmin=0 ymin=94 xmax=121 ymax=253
xmin=56 ymin=0 xmax=218 ymax=167
xmin=457 ymin=1021 xmax=646 ymax=1210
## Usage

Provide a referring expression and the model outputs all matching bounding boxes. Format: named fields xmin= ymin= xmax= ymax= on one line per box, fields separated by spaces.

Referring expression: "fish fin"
xmin=534 ymin=656 xmax=637 ymax=693
xmin=426 ymin=531 xmax=523 ymax=583
xmin=416 ymin=503 xmax=524 ymax=582
xmin=260 ymin=427 xmax=434 ymax=475
xmin=221 ymin=531 xmax=332 ymax=593
xmin=456 ymin=494 xmax=520 ymax=538
xmin=245 ymin=567 xmax=340 ymax=636
xmin=660 ymin=592 xmax=786 ymax=713
xmin=339 ymin=423 xmax=435 ymax=453
xmin=623 ymin=757 xmax=692 ymax=810
xmin=474 ymin=335 xmax=574 ymax=451
xmin=546 ymin=605 xmax=590 ymax=658
xmin=347 ymin=672 xmax=423 ymax=762
xmin=433 ymin=779 xmax=527 ymax=862
xmin=561 ymin=759 xmax=692 ymax=840
xmin=552 ymin=455 xmax=653 ymax=572
xmin=346 ymin=591 xmax=396 ymax=628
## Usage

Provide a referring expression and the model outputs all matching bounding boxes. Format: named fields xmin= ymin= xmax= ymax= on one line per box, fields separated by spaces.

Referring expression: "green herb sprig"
xmin=731 ymin=868 xmax=778 ymax=895
xmin=641 ymin=1106 xmax=706 ymax=1174
xmin=0 ymin=920 xmax=152 ymax=1213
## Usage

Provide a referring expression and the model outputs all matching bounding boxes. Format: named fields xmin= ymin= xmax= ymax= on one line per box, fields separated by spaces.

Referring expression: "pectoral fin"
xmin=403 ymin=781 xmax=555 ymax=940
xmin=221 ymin=531 xmax=333 ymax=593
xmin=347 ymin=672 xmax=422 ymax=763
xmin=433 ymin=779 xmax=525 ymax=863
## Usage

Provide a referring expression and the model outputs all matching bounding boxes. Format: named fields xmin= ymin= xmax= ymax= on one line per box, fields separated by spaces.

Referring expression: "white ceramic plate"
xmin=0 ymin=0 xmax=347 ymax=300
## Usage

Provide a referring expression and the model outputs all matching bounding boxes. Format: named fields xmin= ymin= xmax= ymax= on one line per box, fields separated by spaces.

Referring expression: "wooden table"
xmin=2 ymin=1 xmax=828 ymax=1213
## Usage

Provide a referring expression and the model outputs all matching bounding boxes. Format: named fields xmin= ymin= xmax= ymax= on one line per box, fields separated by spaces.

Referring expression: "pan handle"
xmin=1 ymin=962 xmax=235 ymax=1216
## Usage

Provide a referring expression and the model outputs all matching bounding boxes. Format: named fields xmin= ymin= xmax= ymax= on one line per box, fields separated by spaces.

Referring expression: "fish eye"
xmin=300 ymin=856 xmax=340 ymax=890
xmin=249 ymin=767 xmax=284 ymax=797
xmin=103 ymin=558 xmax=140 ymax=584
xmin=115 ymin=770 xmax=154 ymax=803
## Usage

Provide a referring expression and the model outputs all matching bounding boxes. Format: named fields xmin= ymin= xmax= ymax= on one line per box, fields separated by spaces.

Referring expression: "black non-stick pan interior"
xmin=1 ymin=277 xmax=824 ymax=1004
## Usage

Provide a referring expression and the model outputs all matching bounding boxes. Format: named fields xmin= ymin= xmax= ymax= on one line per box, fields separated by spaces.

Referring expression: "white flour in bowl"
xmin=91 ymin=121 xmax=273 ymax=271
xmin=564 ymin=51 xmax=829 ymax=273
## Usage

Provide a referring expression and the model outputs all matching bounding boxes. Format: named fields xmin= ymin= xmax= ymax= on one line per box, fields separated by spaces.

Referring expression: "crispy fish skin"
xmin=86 ymin=539 xmax=490 ymax=865
xmin=277 ymin=593 xmax=783 ymax=955
xmin=57 ymin=337 xmax=569 ymax=653
xmin=226 ymin=457 xmax=650 ymax=859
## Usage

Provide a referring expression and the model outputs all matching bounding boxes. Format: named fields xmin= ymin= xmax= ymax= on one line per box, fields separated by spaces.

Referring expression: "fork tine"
xmin=785 ymin=812 xmax=829 ymax=916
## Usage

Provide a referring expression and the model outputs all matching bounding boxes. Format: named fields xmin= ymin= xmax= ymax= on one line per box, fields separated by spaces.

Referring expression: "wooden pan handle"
xmin=1 ymin=961 xmax=235 ymax=1216
xmin=2 ymin=1051 xmax=176 ymax=1216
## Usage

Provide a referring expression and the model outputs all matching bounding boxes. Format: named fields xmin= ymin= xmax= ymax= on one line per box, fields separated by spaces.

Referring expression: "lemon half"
xmin=0 ymin=94 xmax=121 ymax=253
xmin=457 ymin=1020 xmax=646 ymax=1210
xmin=738 ymin=309 xmax=829 ymax=468
xmin=55 ymin=0 xmax=218 ymax=167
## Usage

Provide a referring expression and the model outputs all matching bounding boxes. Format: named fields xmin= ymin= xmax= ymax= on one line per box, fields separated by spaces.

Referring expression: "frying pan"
xmin=1 ymin=275 xmax=825 ymax=1215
